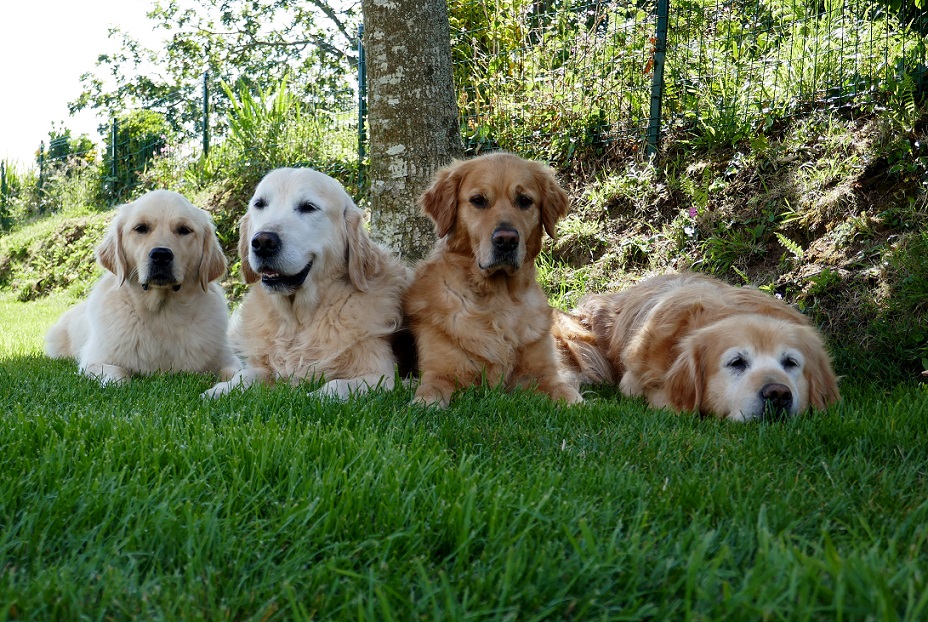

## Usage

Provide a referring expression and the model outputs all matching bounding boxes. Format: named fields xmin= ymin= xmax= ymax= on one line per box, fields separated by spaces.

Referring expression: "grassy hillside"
xmin=544 ymin=110 xmax=928 ymax=380
xmin=4 ymin=109 xmax=927 ymax=382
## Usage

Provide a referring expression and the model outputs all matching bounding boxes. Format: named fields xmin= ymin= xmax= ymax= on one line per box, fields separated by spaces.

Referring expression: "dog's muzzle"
xmin=480 ymin=224 xmax=521 ymax=274
xmin=759 ymin=382 xmax=794 ymax=420
xmin=250 ymin=231 xmax=312 ymax=292
xmin=142 ymin=246 xmax=179 ymax=291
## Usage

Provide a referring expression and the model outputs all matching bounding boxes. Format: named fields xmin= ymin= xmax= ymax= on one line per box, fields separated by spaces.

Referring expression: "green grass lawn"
xmin=1 ymin=294 xmax=927 ymax=620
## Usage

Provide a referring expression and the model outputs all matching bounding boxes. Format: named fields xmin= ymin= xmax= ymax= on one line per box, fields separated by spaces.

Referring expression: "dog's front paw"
xmin=554 ymin=384 xmax=584 ymax=405
xmin=201 ymin=382 xmax=232 ymax=399
xmin=412 ymin=384 xmax=451 ymax=409
xmin=202 ymin=369 xmax=263 ymax=398
xmin=310 ymin=379 xmax=352 ymax=401
xmin=82 ymin=363 xmax=130 ymax=386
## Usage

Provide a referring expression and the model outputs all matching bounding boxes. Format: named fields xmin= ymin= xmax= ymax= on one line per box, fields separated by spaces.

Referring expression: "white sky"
xmin=0 ymin=1 xmax=157 ymax=167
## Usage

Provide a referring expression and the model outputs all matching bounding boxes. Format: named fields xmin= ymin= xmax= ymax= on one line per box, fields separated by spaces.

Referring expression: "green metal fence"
xmin=20 ymin=0 xmax=927 ymax=208
xmin=452 ymin=0 xmax=927 ymax=160
xmin=661 ymin=0 xmax=927 ymax=146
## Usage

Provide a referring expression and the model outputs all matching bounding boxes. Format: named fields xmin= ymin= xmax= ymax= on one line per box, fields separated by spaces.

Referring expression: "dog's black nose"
xmin=491 ymin=227 xmax=519 ymax=253
xmin=251 ymin=232 xmax=281 ymax=258
xmin=760 ymin=383 xmax=792 ymax=414
xmin=148 ymin=247 xmax=174 ymax=265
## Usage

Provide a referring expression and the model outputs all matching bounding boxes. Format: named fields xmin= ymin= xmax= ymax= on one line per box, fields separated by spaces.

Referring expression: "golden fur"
xmin=551 ymin=309 xmax=614 ymax=388
xmin=404 ymin=152 xmax=582 ymax=408
xmin=44 ymin=190 xmax=237 ymax=383
xmin=565 ymin=272 xmax=840 ymax=421
xmin=203 ymin=167 xmax=410 ymax=399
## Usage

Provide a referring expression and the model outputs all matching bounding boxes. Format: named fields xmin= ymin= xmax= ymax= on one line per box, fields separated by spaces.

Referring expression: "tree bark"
xmin=362 ymin=0 xmax=462 ymax=261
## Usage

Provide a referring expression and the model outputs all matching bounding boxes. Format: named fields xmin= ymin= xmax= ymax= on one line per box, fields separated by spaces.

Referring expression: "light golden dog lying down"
xmin=203 ymin=167 xmax=410 ymax=400
xmin=560 ymin=272 xmax=840 ymax=421
xmin=404 ymin=152 xmax=583 ymax=408
xmin=45 ymin=190 xmax=238 ymax=384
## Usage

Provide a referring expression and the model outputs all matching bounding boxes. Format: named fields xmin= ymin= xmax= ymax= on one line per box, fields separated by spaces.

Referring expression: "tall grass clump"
xmin=36 ymin=156 xmax=104 ymax=217
xmin=167 ymin=77 xmax=361 ymax=266
xmin=0 ymin=160 xmax=33 ymax=232
xmin=212 ymin=77 xmax=358 ymax=193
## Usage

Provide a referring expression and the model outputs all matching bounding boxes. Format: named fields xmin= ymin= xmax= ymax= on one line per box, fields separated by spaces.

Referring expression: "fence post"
xmin=646 ymin=0 xmax=670 ymax=159
xmin=0 ymin=161 xmax=7 ymax=220
xmin=110 ymin=117 xmax=119 ymax=204
xmin=202 ymin=70 xmax=210 ymax=157
xmin=37 ymin=141 xmax=45 ymax=211
xmin=357 ymin=23 xmax=367 ymax=190
xmin=0 ymin=161 xmax=7 ymax=229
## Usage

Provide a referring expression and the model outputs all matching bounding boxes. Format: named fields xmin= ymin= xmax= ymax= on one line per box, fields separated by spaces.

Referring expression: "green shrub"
xmin=103 ymin=110 xmax=171 ymax=202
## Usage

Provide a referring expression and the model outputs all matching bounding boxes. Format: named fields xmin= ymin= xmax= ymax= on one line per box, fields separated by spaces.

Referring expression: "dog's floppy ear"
xmin=802 ymin=336 xmax=841 ymax=410
xmin=420 ymin=164 xmax=459 ymax=238
xmin=345 ymin=202 xmax=381 ymax=292
xmin=665 ymin=341 xmax=703 ymax=413
xmin=197 ymin=220 xmax=228 ymax=291
xmin=535 ymin=163 xmax=570 ymax=239
xmin=97 ymin=206 xmax=130 ymax=284
xmin=237 ymin=213 xmax=259 ymax=285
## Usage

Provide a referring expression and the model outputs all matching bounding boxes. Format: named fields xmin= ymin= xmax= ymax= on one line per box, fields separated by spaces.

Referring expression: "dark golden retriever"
xmin=559 ymin=272 xmax=840 ymax=421
xmin=404 ymin=152 xmax=583 ymax=408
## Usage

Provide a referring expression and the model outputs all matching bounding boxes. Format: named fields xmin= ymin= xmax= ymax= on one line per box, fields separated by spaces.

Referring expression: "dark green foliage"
xmin=102 ymin=110 xmax=171 ymax=203
xmin=866 ymin=229 xmax=928 ymax=372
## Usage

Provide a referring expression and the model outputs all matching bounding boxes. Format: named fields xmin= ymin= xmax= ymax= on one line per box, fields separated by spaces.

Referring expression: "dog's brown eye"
xmin=133 ymin=224 xmax=150 ymax=234
xmin=177 ymin=226 xmax=192 ymax=236
xmin=727 ymin=355 xmax=748 ymax=372
xmin=297 ymin=201 xmax=318 ymax=214
xmin=470 ymin=194 xmax=488 ymax=209
xmin=253 ymin=198 xmax=267 ymax=210
xmin=516 ymin=194 xmax=533 ymax=209
xmin=782 ymin=357 xmax=799 ymax=370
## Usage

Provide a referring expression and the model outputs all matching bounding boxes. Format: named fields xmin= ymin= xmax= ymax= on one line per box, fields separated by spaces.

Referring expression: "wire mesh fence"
xmin=452 ymin=0 xmax=659 ymax=161
xmin=661 ymin=0 xmax=928 ymax=146
xmin=453 ymin=0 xmax=927 ymax=160
xmin=4 ymin=0 xmax=925 ymax=214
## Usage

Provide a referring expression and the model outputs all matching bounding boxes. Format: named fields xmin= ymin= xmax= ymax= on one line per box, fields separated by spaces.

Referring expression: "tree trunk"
xmin=362 ymin=0 xmax=462 ymax=261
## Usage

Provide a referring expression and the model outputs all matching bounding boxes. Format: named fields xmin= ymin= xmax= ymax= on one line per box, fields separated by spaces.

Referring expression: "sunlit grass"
xmin=0 ymin=292 xmax=75 ymax=358
xmin=1 ymin=296 xmax=927 ymax=619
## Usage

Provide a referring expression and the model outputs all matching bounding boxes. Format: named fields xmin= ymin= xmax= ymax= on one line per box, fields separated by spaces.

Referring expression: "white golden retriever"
xmin=558 ymin=272 xmax=840 ymax=421
xmin=203 ymin=167 xmax=410 ymax=399
xmin=45 ymin=190 xmax=238 ymax=384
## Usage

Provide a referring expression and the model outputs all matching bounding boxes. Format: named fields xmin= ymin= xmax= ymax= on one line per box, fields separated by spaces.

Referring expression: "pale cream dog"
xmin=203 ymin=167 xmax=410 ymax=399
xmin=45 ymin=190 xmax=238 ymax=384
